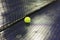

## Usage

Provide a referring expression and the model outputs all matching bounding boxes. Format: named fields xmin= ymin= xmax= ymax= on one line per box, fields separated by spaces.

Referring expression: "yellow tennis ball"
xmin=24 ymin=17 xmax=31 ymax=23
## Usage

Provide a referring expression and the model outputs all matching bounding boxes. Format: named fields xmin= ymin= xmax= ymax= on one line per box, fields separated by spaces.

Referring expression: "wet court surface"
xmin=0 ymin=0 xmax=60 ymax=40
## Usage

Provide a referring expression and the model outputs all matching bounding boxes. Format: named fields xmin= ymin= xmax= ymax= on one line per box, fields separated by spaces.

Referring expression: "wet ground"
xmin=0 ymin=0 xmax=60 ymax=40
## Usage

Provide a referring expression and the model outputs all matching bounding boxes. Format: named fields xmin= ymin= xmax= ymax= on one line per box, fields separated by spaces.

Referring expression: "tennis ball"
xmin=24 ymin=17 xmax=31 ymax=23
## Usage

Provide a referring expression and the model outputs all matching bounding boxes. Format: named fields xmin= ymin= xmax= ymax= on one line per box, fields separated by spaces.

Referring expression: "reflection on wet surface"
xmin=0 ymin=0 xmax=54 ymax=26
xmin=1 ymin=0 xmax=60 ymax=40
